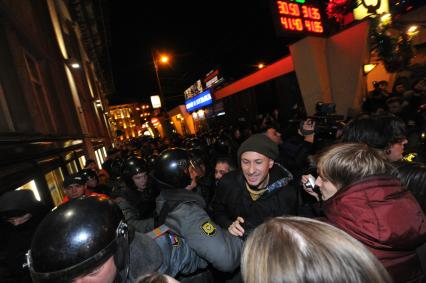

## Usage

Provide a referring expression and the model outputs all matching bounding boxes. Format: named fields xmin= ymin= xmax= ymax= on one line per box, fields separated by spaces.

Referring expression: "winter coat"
xmin=322 ymin=175 xmax=426 ymax=283
xmin=211 ymin=163 xmax=297 ymax=235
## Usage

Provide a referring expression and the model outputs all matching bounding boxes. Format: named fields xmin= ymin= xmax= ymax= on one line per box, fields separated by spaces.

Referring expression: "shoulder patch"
xmin=201 ymin=221 xmax=216 ymax=236
xmin=168 ymin=233 xmax=180 ymax=247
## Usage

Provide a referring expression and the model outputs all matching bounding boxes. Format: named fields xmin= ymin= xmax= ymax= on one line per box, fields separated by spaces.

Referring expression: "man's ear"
xmin=268 ymin=159 xmax=274 ymax=169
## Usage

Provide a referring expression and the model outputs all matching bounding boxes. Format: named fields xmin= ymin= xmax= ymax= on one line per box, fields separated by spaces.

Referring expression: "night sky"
xmin=109 ymin=1 xmax=298 ymax=108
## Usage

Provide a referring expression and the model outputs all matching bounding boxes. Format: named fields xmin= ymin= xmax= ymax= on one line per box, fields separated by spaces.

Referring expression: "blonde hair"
xmin=315 ymin=143 xmax=393 ymax=190
xmin=241 ymin=216 xmax=392 ymax=283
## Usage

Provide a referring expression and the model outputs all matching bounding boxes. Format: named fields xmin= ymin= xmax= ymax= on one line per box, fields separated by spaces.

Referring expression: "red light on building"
xmin=272 ymin=0 xmax=325 ymax=36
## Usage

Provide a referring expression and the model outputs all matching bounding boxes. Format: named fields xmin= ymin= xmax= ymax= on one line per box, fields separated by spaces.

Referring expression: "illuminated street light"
xmin=160 ymin=55 xmax=169 ymax=64
xmin=151 ymin=50 xmax=171 ymax=110
xmin=258 ymin=63 xmax=265 ymax=69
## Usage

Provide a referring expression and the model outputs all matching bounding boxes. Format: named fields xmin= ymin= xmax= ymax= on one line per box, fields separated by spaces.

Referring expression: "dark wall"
xmin=219 ymin=71 xmax=305 ymax=128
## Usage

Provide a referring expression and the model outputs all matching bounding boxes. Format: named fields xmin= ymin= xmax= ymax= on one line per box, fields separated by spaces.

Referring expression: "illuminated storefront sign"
xmin=204 ymin=69 xmax=225 ymax=89
xmin=185 ymin=90 xmax=213 ymax=112
xmin=271 ymin=0 xmax=325 ymax=36
xmin=184 ymin=80 xmax=203 ymax=100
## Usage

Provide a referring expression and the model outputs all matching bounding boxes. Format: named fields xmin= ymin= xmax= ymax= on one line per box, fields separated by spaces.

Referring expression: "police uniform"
xmin=123 ymin=229 xmax=208 ymax=282
xmin=156 ymin=189 xmax=243 ymax=273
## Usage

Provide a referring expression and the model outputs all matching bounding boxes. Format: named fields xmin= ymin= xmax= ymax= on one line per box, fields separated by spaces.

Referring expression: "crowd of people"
xmin=0 ymin=77 xmax=426 ymax=283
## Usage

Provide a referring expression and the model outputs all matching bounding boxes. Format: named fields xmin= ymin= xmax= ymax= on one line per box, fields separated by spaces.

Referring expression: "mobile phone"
xmin=304 ymin=175 xmax=316 ymax=189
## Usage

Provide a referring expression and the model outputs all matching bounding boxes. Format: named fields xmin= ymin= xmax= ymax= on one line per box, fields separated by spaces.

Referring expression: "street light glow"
xmin=160 ymin=55 xmax=169 ymax=64
xmin=258 ymin=63 xmax=265 ymax=69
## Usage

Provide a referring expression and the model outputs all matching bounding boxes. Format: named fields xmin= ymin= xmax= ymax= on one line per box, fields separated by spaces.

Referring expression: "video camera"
xmin=308 ymin=102 xmax=345 ymax=141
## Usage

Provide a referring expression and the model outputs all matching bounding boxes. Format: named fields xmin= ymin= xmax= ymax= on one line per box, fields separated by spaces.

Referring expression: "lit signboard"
xmin=184 ymin=80 xmax=203 ymax=100
xmin=271 ymin=0 xmax=325 ymax=36
xmin=185 ymin=90 xmax=213 ymax=112
xmin=204 ymin=69 xmax=225 ymax=89
xmin=150 ymin=95 xmax=161 ymax=109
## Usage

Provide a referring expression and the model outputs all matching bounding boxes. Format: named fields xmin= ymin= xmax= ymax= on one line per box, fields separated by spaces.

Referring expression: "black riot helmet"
xmin=27 ymin=196 xmax=129 ymax=283
xmin=79 ymin=168 xmax=98 ymax=182
xmin=110 ymin=158 xmax=126 ymax=179
xmin=123 ymin=156 xmax=149 ymax=177
xmin=151 ymin=147 xmax=192 ymax=189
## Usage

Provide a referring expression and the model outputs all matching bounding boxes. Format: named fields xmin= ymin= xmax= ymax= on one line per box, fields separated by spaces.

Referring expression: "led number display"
xmin=272 ymin=0 xmax=325 ymax=36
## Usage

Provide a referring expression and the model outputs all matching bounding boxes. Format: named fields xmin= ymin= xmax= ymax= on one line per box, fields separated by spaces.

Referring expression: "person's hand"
xmin=112 ymin=196 xmax=125 ymax=203
xmin=228 ymin=217 xmax=245 ymax=237
xmin=185 ymin=178 xmax=197 ymax=190
xmin=301 ymin=174 xmax=320 ymax=202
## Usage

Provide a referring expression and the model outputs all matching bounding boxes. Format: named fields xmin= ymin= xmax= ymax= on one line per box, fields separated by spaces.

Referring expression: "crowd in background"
xmin=0 ymin=75 xmax=426 ymax=283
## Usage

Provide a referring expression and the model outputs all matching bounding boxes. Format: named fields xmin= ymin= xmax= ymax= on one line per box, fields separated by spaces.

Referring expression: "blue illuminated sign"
xmin=185 ymin=90 xmax=213 ymax=112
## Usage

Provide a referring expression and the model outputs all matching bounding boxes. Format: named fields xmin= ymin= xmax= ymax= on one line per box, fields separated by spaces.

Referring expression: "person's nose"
xmin=315 ymin=177 xmax=321 ymax=187
xmin=248 ymin=163 xmax=256 ymax=174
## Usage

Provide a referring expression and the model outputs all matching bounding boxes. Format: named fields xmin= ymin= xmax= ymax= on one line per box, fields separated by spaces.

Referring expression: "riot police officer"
xmin=26 ymin=196 xmax=208 ymax=283
xmin=113 ymin=156 xmax=158 ymax=233
xmin=151 ymin=148 xmax=242 ymax=273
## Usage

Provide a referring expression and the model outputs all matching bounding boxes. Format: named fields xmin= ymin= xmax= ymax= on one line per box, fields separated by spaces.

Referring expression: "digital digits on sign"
xmin=276 ymin=0 xmax=324 ymax=34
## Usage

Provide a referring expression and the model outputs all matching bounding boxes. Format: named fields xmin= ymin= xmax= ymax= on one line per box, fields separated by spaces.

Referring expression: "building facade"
xmin=0 ymin=0 xmax=113 ymax=207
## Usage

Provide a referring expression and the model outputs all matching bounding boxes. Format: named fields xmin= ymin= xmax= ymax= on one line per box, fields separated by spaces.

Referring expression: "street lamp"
xmin=151 ymin=50 xmax=170 ymax=110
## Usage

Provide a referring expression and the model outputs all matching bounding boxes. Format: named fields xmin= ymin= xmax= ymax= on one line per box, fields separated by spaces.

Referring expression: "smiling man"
xmin=212 ymin=133 xmax=297 ymax=238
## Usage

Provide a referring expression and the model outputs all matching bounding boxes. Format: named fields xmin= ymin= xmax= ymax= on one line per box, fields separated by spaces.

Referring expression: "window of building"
xmin=23 ymin=52 xmax=56 ymax=132
xmin=65 ymin=160 xmax=78 ymax=174
xmin=95 ymin=149 xmax=104 ymax=169
xmin=78 ymin=155 xmax=86 ymax=169
xmin=45 ymin=168 xmax=64 ymax=206
xmin=0 ymin=81 xmax=14 ymax=131
xmin=16 ymin=180 xmax=41 ymax=201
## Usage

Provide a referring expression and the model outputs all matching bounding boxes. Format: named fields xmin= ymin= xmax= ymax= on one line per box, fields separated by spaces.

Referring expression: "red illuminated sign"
xmin=271 ymin=0 xmax=325 ymax=36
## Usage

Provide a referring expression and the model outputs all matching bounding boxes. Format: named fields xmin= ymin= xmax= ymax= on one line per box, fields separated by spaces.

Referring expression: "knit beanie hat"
xmin=237 ymin=133 xmax=279 ymax=160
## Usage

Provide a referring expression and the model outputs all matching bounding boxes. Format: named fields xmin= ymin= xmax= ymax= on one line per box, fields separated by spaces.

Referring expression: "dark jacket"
xmin=0 ymin=190 xmax=49 ymax=283
xmin=279 ymin=135 xmax=314 ymax=178
xmin=211 ymin=163 xmax=297 ymax=235
xmin=323 ymin=176 xmax=426 ymax=283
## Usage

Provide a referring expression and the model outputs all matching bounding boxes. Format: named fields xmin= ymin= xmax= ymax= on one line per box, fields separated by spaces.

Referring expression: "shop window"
xmin=16 ymin=180 xmax=41 ymax=201
xmin=45 ymin=168 xmax=64 ymax=206
xmin=78 ymin=155 xmax=86 ymax=169
xmin=95 ymin=150 xmax=103 ymax=169
xmin=98 ymin=148 xmax=106 ymax=164
xmin=66 ymin=160 xmax=78 ymax=174
xmin=102 ymin=147 xmax=107 ymax=158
